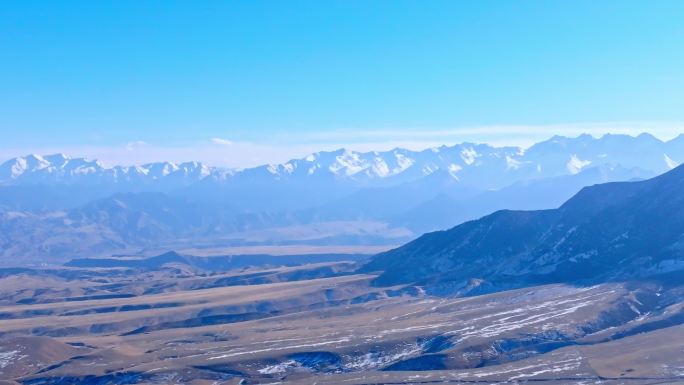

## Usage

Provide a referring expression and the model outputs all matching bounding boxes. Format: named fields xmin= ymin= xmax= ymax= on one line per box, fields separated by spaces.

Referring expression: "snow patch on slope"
xmin=664 ymin=154 xmax=679 ymax=169
xmin=566 ymin=155 xmax=591 ymax=174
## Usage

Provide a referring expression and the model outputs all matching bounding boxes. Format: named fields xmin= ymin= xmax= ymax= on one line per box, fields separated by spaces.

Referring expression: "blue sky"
xmin=1 ymin=1 xmax=683 ymax=166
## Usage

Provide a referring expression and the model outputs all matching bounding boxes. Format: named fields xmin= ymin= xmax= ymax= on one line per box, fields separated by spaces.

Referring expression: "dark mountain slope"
xmin=363 ymin=164 xmax=684 ymax=288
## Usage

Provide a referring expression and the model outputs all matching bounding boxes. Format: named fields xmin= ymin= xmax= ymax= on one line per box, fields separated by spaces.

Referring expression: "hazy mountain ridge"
xmin=363 ymin=162 xmax=684 ymax=292
xmin=0 ymin=133 xmax=682 ymax=264
xmin=0 ymin=133 xmax=681 ymax=213
xmin=391 ymin=163 xmax=654 ymax=232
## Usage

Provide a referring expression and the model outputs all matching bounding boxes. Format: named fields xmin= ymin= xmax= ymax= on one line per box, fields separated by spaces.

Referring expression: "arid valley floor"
xmin=1 ymin=250 xmax=684 ymax=385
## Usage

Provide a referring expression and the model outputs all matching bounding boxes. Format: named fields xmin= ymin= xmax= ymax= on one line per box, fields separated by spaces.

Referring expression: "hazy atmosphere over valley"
xmin=1 ymin=2 xmax=684 ymax=385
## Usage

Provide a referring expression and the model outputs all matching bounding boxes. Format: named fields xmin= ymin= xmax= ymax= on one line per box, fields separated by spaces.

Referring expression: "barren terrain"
xmin=1 ymin=255 xmax=683 ymax=384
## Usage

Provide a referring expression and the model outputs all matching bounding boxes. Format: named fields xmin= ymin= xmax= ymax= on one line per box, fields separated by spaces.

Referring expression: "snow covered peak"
xmin=567 ymin=154 xmax=592 ymax=174
xmin=460 ymin=147 xmax=479 ymax=165
xmin=0 ymin=154 xmax=51 ymax=180
xmin=143 ymin=162 xmax=180 ymax=178
xmin=0 ymin=154 xmax=219 ymax=187
xmin=329 ymin=150 xmax=366 ymax=176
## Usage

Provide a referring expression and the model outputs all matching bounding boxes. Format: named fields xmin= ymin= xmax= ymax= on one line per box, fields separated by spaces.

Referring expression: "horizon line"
xmin=1 ymin=131 xmax=683 ymax=170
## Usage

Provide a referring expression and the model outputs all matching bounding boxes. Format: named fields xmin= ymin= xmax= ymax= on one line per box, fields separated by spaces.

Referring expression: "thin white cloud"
xmin=210 ymin=137 xmax=233 ymax=145
xmin=125 ymin=140 xmax=147 ymax=151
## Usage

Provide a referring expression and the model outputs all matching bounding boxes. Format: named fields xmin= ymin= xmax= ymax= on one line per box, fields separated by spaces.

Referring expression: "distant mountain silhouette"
xmin=363 ymin=163 xmax=684 ymax=293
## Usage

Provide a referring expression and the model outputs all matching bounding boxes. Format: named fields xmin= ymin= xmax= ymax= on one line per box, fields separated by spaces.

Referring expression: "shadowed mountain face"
xmin=363 ymin=164 xmax=684 ymax=290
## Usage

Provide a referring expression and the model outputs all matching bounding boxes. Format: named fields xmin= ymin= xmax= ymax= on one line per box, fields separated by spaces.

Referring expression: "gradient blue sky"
xmin=1 ymin=1 xmax=683 ymax=166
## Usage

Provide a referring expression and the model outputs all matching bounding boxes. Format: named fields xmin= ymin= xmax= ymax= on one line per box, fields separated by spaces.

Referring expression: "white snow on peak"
xmin=10 ymin=162 xmax=26 ymax=179
xmin=448 ymin=164 xmax=462 ymax=178
xmin=282 ymin=162 xmax=295 ymax=174
xmin=566 ymin=155 xmax=591 ymax=174
xmin=370 ymin=158 xmax=390 ymax=177
xmin=7 ymin=154 xmax=51 ymax=178
xmin=145 ymin=162 xmax=180 ymax=177
xmin=133 ymin=165 xmax=150 ymax=176
xmin=664 ymin=154 xmax=679 ymax=170
xmin=329 ymin=150 xmax=365 ymax=176
xmin=394 ymin=153 xmax=415 ymax=173
xmin=266 ymin=164 xmax=280 ymax=175
xmin=422 ymin=165 xmax=438 ymax=175
xmin=506 ymin=156 xmax=522 ymax=170
xmin=460 ymin=147 xmax=479 ymax=165
xmin=326 ymin=150 xmax=418 ymax=178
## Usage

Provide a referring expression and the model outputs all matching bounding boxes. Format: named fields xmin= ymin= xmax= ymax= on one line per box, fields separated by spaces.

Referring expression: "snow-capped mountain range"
xmin=1 ymin=133 xmax=682 ymax=189
xmin=1 ymin=132 xmax=683 ymax=263
xmin=0 ymin=153 xmax=215 ymax=186
xmin=214 ymin=133 xmax=683 ymax=189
